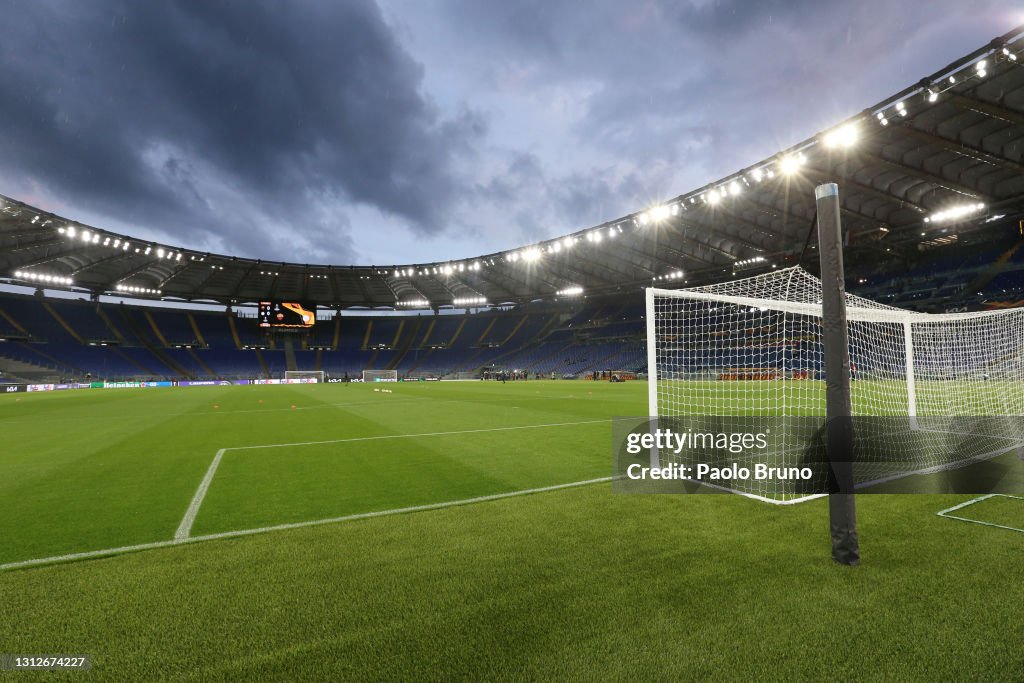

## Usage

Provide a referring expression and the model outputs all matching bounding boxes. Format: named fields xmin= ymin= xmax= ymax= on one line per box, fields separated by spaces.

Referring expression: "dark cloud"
xmin=0 ymin=0 xmax=1014 ymax=263
xmin=0 ymin=0 xmax=483 ymax=262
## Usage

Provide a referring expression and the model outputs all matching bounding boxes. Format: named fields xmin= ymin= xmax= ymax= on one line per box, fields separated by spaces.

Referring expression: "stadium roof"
xmin=4 ymin=26 xmax=1024 ymax=310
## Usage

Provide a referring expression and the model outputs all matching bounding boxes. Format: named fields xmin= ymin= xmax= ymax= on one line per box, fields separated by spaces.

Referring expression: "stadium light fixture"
xmin=562 ymin=237 xmax=574 ymax=249
xmin=12 ymin=270 xmax=74 ymax=285
xmin=976 ymin=59 xmax=988 ymax=77
xmin=648 ymin=204 xmax=670 ymax=222
xmin=707 ymin=189 xmax=721 ymax=205
xmin=523 ymin=247 xmax=542 ymax=262
xmin=926 ymin=88 xmax=938 ymax=103
xmin=728 ymin=180 xmax=742 ymax=196
xmin=823 ymin=123 xmax=858 ymax=148
xmin=779 ymin=153 xmax=805 ymax=175
xmin=924 ymin=202 xmax=985 ymax=224
xmin=896 ymin=100 xmax=907 ymax=116
xmin=556 ymin=286 xmax=583 ymax=296
xmin=751 ymin=168 xmax=764 ymax=182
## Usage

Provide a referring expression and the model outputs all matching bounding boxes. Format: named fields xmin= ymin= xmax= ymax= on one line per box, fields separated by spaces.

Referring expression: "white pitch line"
xmin=174 ymin=448 xmax=227 ymax=540
xmin=936 ymin=493 xmax=1024 ymax=534
xmin=229 ymin=418 xmax=608 ymax=451
xmin=0 ymin=476 xmax=613 ymax=572
xmin=173 ymin=418 xmax=608 ymax=541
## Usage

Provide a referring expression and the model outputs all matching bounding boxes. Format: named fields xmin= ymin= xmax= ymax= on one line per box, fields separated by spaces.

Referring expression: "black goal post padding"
xmin=814 ymin=182 xmax=861 ymax=566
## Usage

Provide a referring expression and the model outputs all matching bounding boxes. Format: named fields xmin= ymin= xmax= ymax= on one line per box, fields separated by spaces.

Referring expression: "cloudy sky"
xmin=0 ymin=1 xmax=1016 ymax=265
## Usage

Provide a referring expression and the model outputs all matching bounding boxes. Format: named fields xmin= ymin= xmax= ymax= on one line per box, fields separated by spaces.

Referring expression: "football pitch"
xmin=1 ymin=380 xmax=1022 ymax=680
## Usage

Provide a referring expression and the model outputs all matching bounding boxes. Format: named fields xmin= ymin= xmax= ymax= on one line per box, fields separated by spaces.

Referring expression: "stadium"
xmin=2 ymin=12 xmax=1023 ymax=682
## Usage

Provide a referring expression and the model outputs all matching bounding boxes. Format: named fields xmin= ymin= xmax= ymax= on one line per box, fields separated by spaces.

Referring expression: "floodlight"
xmin=649 ymin=204 xmax=670 ymax=222
xmin=779 ymin=155 xmax=803 ymax=175
xmin=823 ymin=123 xmax=857 ymax=148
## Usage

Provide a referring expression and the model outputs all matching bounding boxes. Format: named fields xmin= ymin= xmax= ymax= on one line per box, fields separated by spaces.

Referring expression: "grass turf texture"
xmin=1 ymin=380 xmax=1022 ymax=680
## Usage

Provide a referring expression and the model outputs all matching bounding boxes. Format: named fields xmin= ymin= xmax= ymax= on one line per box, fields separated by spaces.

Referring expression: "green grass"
xmin=1 ymin=380 xmax=1022 ymax=680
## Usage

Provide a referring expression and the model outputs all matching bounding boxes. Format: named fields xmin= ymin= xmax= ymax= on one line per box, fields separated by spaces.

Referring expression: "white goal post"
xmin=362 ymin=369 xmax=398 ymax=382
xmin=284 ymin=370 xmax=324 ymax=383
xmin=645 ymin=266 xmax=1024 ymax=503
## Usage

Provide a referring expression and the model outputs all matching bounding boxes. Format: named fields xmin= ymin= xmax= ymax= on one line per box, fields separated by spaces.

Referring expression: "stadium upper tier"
xmin=4 ymin=27 xmax=1024 ymax=308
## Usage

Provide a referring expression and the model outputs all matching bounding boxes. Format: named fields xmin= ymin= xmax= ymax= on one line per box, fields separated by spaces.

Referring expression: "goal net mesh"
xmin=363 ymin=369 xmax=398 ymax=382
xmin=284 ymin=370 xmax=323 ymax=383
xmin=647 ymin=266 xmax=1024 ymax=502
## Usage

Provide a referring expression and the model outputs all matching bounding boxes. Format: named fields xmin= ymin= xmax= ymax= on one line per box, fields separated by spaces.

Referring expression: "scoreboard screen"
xmin=258 ymin=301 xmax=316 ymax=328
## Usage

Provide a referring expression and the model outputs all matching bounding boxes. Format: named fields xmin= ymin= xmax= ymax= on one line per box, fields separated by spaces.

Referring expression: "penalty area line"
xmin=936 ymin=493 xmax=1024 ymax=534
xmin=0 ymin=476 xmax=613 ymax=572
xmin=174 ymin=418 xmax=608 ymax=540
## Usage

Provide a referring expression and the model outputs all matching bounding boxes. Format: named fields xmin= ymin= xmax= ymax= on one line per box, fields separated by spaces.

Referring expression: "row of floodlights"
xmin=59 ymin=226 xmax=186 ymax=261
xmin=653 ymin=271 xmax=684 ymax=281
xmin=880 ymin=53 xmax=1008 ymax=125
xmin=556 ymin=286 xmax=584 ymax=296
xmin=12 ymin=270 xmax=73 ymax=285
xmin=453 ymin=296 xmax=488 ymax=306
xmin=398 ymin=299 xmax=429 ymax=307
xmin=379 ymin=140 xmax=819 ymax=276
xmin=924 ymin=202 xmax=986 ymax=224
xmin=393 ymin=261 xmax=484 ymax=278
xmin=734 ymin=256 xmax=767 ymax=267
xmin=115 ymin=284 xmax=162 ymax=295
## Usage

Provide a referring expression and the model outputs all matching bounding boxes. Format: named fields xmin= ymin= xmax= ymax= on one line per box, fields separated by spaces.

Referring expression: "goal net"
xmin=646 ymin=266 xmax=1024 ymax=503
xmin=284 ymin=370 xmax=323 ymax=383
xmin=363 ymin=369 xmax=398 ymax=382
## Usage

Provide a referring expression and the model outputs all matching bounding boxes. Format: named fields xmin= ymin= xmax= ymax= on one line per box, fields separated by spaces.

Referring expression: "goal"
xmin=284 ymin=370 xmax=324 ymax=383
xmin=362 ymin=369 xmax=398 ymax=382
xmin=646 ymin=266 xmax=1024 ymax=503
